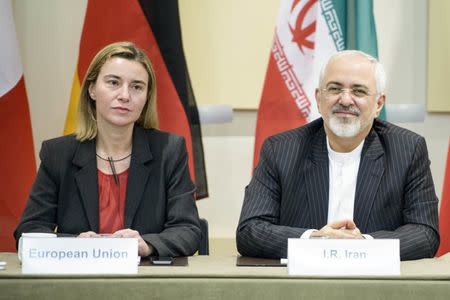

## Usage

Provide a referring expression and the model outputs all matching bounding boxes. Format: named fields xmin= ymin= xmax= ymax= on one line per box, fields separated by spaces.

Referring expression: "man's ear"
xmin=375 ymin=94 xmax=385 ymax=117
xmin=315 ymin=88 xmax=321 ymax=111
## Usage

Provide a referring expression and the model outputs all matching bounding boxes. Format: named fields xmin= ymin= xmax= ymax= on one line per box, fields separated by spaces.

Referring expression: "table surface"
xmin=2 ymin=252 xmax=450 ymax=280
xmin=2 ymin=252 xmax=450 ymax=300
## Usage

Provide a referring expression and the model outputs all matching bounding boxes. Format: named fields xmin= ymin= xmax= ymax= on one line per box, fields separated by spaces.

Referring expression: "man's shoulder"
xmin=373 ymin=119 xmax=423 ymax=143
xmin=266 ymin=118 xmax=324 ymax=145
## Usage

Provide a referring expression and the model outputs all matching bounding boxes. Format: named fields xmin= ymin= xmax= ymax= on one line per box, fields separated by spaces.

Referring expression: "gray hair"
xmin=318 ymin=50 xmax=386 ymax=95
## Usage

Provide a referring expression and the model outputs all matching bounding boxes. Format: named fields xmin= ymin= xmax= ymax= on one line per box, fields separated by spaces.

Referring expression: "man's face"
xmin=315 ymin=54 xmax=384 ymax=139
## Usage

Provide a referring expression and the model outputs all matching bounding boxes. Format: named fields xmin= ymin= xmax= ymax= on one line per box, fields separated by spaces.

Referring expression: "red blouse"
xmin=97 ymin=169 xmax=129 ymax=233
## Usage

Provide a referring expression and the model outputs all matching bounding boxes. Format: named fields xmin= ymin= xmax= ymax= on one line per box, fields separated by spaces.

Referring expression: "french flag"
xmin=0 ymin=0 xmax=36 ymax=251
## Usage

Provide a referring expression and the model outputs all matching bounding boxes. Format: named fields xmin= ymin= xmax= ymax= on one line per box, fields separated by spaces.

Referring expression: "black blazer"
xmin=237 ymin=118 xmax=439 ymax=260
xmin=14 ymin=126 xmax=201 ymax=257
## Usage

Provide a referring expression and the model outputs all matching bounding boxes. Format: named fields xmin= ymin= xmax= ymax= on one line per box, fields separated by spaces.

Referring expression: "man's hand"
xmin=113 ymin=228 xmax=153 ymax=257
xmin=310 ymin=219 xmax=364 ymax=239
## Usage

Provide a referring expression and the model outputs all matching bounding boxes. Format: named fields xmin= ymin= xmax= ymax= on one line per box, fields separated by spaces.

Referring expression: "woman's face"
xmin=89 ymin=57 xmax=149 ymax=130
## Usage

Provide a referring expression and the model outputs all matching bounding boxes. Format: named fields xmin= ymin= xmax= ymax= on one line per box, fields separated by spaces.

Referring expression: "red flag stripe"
xmin=0 ymin=77 xmax=36 ymax=251
xmin=253 ymin=44 xmax=307 ymax=167
xmin=437 ymin=141 xmax=450 ymax=256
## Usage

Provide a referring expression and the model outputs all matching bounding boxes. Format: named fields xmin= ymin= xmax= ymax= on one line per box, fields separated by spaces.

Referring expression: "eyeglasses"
xmin=321 ymin=87 xmax=374 ymax=99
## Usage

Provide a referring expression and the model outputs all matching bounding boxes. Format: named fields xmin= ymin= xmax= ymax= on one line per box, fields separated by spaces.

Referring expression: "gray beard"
xmin=328 ymin=116 xmax=362 ymax=138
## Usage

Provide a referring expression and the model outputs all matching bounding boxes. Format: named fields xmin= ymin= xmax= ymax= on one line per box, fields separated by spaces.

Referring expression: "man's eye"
xmin=327 ymin=87 xmax=341 ymax=94
xmin=352 ymin=89 xmax=368 ymax=97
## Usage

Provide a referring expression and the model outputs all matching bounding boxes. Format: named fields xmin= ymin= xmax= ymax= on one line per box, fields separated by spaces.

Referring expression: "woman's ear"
xmin=88 ymin=84 xmax=96 ymax=100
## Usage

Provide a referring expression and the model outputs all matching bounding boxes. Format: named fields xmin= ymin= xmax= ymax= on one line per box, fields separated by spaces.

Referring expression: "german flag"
xmin=64 ymin=0 xmax=208 ymax=199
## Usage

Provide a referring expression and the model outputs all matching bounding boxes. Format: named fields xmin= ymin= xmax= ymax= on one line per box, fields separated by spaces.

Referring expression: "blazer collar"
xmin=305 ymin=126 xmax=329 ymax=228
xmin=72 ymin=138 xmax=99 ymax=231
xmin=124 ymin=126 xmax=153 ymax=228
xmin=353 ymin=125 xmax=385 ymax=231
xmin=309 ymin=126 xmax=328 ymax=163
xmin=73 ymin=138 xmax=96 ymax=168
xmin=130 ymin=125 xmax=153 ymax=164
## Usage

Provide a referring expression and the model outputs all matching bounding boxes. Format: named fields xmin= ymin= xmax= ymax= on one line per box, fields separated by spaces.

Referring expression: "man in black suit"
xmin=236 ymin=50 xmax=439 ymax=260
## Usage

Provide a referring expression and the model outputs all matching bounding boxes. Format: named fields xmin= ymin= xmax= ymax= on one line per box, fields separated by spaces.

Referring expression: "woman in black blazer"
xmin=14 ymin=41 xmax=201 ymax=257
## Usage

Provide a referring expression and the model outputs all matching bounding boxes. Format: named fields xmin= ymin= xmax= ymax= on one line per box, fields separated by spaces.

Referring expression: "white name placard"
xmin=21 ymin=237 xmax=138 ymax=274
xmin=287 ymin=238 xmax=400 ymax=276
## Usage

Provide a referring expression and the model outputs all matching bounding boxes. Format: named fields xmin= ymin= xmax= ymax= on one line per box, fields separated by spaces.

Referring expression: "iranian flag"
xmin=0 ymin=0 xmax=36 ymax=251
xmin=253 ymin=0 xmax=380 ymax=167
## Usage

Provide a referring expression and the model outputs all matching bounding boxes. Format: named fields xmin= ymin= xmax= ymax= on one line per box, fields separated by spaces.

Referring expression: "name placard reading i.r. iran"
xmin=288 ymin=238 xmax=400 ymax=276
xmin=21 ymin=237 xmax=138 ymax=274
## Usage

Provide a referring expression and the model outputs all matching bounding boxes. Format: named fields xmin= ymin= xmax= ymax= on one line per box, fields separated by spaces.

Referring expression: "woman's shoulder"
xmin=39 ymin=134 xmax=83 ymax=164
xmin=134 ymin=127 xmax=186 ymax=158
xmin=137 ymin=127 xmax=185 ymax=144
xmin=42 ymin=134 xmax=80 ymax=150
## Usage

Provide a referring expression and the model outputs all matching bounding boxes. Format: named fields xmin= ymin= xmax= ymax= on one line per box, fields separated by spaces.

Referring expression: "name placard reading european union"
xmin=287 ymin=239 xmax=400 ymax=276
xmin=21 ymin=237 xmax=138 ymax=274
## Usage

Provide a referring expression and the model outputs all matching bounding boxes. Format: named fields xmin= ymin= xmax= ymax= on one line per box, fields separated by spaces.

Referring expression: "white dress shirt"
xmin=326 ymin=137 xmax=363 ymax=223
xmin=301 ymin=138 xmax=372 ymax=239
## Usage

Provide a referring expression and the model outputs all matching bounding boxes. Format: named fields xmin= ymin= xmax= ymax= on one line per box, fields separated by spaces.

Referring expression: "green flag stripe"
xmin=321 ymin=0 xmax=385 ymax=120
xmin=320 ymin=0 xmax=345 ymax=51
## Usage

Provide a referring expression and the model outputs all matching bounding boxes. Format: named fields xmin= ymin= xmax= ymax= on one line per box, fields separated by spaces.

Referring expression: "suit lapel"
xmin=305 ymin=128 xmax=329 ymax=229
xmin=354 ymin=128 xmax=385 ymax=232
xmin=73 ymin=139 xmax=99 ymax=232
xmin=124 ymin=126 xmax=153 ymax=228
